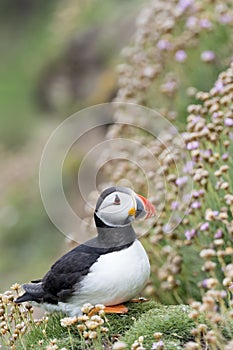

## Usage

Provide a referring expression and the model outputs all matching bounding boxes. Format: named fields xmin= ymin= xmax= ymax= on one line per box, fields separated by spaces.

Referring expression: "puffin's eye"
xmin=114 ymin=194 xmax=120 ymax=205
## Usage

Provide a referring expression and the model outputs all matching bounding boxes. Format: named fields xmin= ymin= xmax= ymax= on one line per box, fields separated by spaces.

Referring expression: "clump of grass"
xmin=21 ymin=301 xmax=159 ymax=349
xmin=1 ymin=287 xmax=161 ymax=349
xmin=0 ymin=297 xmax=195 ymax=350
xmin=122 ymin=305 xmax=194 ymax=350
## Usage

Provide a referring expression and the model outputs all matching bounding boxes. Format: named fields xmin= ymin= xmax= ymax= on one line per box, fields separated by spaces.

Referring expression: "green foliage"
xmin=123 ymin=305 xmax=194 ymax=350
xmin=23 ymin=313 xmax=71 ymax=349
xmin=14 ymin=302 xmax=157 ymax=349
xmin=14 ymin=302 xmax=196 ymax=350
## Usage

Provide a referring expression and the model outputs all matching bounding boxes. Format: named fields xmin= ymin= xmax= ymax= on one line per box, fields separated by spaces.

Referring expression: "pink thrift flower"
xmin=191 ymin=201 xmax=201 ymax=209
xmin=175 ymin=50 xmax=187 ymax=62
xmin=214 ymin=229 xmax=223 ymax=239
xmin=175 ymin=176 xmax=188 ymax=187
xmin=224 ymin=118 xmax=233 ymax=126
xmin=186 ymin=141 xmax=199 ymax=150
xmin=199 ymin=18 xmax=212 ymax=29
xmin=186 ymin=16 xmax=198 ymax=28
xmin=157 ymin=39 xmax=172 ymax=50
xmin=201 ymin=51 xmax=215 ymax=62
xmin=200 ymin=222 xmax=209 ymax=231
xmin=185 ymin=229 xmax=196 ymax=240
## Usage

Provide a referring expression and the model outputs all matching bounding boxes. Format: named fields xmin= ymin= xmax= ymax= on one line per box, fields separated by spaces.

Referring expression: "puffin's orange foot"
xmin=88 ymin=304 xmax=128 ymax=316
xmin=131 ymin=297 xmax=149 ymax=303
xmin=104 ymin=304 xmax=128 ymax=314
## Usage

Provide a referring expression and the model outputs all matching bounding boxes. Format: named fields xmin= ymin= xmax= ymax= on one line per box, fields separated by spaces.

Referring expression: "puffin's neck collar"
xmin=94 ymin=213 xmax=136 ymax=248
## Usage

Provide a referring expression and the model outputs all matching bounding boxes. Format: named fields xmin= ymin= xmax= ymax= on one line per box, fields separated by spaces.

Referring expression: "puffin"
xmin=15 ymin=186 xmax=155 ymax=316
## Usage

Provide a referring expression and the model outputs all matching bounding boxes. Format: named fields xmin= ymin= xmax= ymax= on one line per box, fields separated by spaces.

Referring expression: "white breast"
xmin=60 ymin=240 xmax=150 ymax=315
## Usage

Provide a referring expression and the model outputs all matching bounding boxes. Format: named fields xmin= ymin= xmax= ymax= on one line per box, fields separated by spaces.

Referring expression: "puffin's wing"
xmin=42 ymin=244 xmax=100 ymax=302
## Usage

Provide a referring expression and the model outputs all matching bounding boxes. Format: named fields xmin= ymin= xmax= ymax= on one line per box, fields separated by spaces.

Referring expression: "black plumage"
xmin=15 ymin=227 xmax=135 ymax=305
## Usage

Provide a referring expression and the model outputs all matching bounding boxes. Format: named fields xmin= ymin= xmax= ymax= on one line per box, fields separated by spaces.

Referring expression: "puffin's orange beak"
xmin=135 ymin=193 xmax=156 ymax=219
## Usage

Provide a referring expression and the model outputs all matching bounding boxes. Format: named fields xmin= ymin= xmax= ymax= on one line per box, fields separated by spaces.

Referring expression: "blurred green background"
xmin=0 ymin=0 xmax=143 ymax=291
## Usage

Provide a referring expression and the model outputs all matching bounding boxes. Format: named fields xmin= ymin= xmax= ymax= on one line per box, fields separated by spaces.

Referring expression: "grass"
xmin=122 ymin=304 xmax=194 ymax=350
xmin=18 ymin=302 xmax=158 ymax=349
xmin=14 ymin=301 xmax=197 ymax=350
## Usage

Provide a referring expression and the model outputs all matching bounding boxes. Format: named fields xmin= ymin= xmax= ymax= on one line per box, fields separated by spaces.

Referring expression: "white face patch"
xmin=96 ymin=191 xmax=136 ymax=226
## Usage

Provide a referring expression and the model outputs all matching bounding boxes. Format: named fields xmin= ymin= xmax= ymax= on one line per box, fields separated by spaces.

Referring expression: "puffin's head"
xmin=94 ymin=186 xmax=155 ymax=227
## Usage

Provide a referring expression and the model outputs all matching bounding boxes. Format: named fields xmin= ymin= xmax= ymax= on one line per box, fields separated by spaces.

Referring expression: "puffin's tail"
xmin=14 ymin=282 xmax=44 ymax=304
